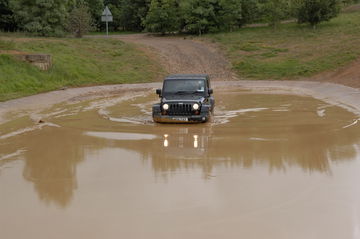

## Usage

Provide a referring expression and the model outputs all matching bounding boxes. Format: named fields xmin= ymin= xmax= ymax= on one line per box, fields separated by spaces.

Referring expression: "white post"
xmin=106 ymin=20 xmax=109 ymax=36
xmin=102 ymin=6 xmax=112 ymax=37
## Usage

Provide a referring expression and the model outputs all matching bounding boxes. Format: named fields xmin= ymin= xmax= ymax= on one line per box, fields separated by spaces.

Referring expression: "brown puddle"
xmin=1 ymin=88 xmax=360 ymax=239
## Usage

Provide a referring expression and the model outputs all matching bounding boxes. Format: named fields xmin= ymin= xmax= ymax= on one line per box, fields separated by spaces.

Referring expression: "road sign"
xmin=101 ymin=15 xmax=113 ymax=22
xmin=101 ymin=6 xmax=113 ymax=36
xmin=101 ymin=6 xmax=113 ymax=22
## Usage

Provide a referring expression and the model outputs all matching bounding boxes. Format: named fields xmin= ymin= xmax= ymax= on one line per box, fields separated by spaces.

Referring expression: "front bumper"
xmin=153 ymin=113 xmax=210 ymax=123
xmin=152 ymin=103 xmax=212 ymax=124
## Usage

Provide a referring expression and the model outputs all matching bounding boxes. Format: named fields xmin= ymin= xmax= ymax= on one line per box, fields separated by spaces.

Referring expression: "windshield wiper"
xmin=174 ymin=90 xmax=203 ymax=94
xmin=174 ymin=91 xmax=189 ymax=94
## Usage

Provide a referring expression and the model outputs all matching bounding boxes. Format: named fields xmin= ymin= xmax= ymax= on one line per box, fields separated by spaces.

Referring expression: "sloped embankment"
xmin=0 ymin=37 xmax=162 ymax=101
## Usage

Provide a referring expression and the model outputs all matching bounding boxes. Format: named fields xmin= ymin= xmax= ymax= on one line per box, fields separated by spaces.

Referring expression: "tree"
xmin=296 ymin=0 xmax=340 ymax=28
xmin=218 ymin=0 xmax=243 ymax=31
xmin=84 ymin=0 xmax=104 ymax=30
xmin=0 ymin=0 xmax=17 ymax=31
xmin=67 ymin=3 xmax=93 ymax=37
xmin=261 ymin=0 xmax=290 ymax=28
xmin=341 ymin=0 xmax=357 ymax=5
xmin=104 ymin=0 xmax=150 ymax=31
xmin=182 ymin=0 xmax=217 ymax=35
xmin=239 ymin=0 xmax=261 ymax=27
xmin=9 ymin=0 xmax=71 ymax=36
xmin=143 ymin=0 xmax=180 ymax=34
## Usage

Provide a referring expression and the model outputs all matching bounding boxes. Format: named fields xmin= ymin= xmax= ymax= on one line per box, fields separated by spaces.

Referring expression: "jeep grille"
xmin=168 ymin=103 xmax=193 ymax=116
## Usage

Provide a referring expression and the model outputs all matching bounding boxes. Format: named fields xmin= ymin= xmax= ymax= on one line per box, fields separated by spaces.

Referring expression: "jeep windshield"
xmin=163 ymin=79 xmax=206 ymax=95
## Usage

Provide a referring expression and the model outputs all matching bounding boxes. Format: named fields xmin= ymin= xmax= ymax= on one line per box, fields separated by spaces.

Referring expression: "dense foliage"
xmin=9 ymin=0 xmax=73 ymax=36
xmin=67 ymin=3 xmax=93 ymax=37
xmin=104 ymin=0 xmax=150 ymax=31
xmin=296 ymin=0 xmax=341 ymax=27
xmin=0 ymin=0 xmax=359 ymax=35
xmin=84 ymin=0 xmax=104 ymax=29
xmin=143 ymin=0 xmax=180 ymax=34
xmin=260 ymin=0 xmax=290 ymax=28
xmin=0 ymin=0 xmax=16 ymax=31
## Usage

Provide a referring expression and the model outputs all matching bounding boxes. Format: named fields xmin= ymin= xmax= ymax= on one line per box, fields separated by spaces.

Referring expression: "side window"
xmin=207 ymin=78 xmax=210 ymax=95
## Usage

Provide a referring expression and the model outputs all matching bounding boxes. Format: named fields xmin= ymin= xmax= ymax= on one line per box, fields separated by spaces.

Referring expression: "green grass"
xmin=0 ymin=39 xmax=15 ymax=50
xmin=0 ymin=37 xmax=163 ymax=101
xmin=206 ymin=10 xmax=360 ymax=80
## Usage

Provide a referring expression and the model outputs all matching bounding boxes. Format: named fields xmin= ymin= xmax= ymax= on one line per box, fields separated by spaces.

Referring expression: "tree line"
xmin=0 ymin=0 xmax=359 ymax=36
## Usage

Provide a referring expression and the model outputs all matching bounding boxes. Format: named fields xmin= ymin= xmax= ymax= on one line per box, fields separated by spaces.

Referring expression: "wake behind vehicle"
xmin=152 ymin=74 xmax=215 ymax=123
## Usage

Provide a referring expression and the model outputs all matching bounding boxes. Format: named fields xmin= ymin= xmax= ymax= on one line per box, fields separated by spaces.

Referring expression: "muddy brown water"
xmin=1 ymin=88 xmax=360 ymax=239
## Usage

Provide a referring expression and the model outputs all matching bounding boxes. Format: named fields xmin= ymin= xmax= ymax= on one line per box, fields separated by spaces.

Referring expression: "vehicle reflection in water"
xmin=163 ymin=134 xmax=169 ymax=147
xmin=108 ymin=122 xmax=360 ymax=179
xmin=162 ymin=131 xmax=207 ymax=151
xmin=193 ymin=135 xmax=199 ymax=148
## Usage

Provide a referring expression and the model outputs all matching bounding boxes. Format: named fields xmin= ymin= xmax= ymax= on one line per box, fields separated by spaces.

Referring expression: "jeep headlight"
xmin=163 ymin=104 xmax=169 ymax=110
xmin=192 ymin=103 xmax=200 ymax=110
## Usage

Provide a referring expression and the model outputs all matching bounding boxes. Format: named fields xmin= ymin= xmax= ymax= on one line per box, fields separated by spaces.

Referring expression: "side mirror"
xmin=156 ymin=89 xmax=162 ymax=96
xmin=208 ymin=88 xmax=213 ymax=94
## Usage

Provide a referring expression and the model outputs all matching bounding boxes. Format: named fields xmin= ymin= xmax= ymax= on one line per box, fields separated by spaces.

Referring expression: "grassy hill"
xmin=206 ymin=9 xmax=360 ymax=80
xmin=0 ymin=36 xmax=163 ymax=101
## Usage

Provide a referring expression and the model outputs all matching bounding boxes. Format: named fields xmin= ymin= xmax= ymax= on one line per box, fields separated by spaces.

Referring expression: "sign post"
xmin=101 ymin=6 xmax=113 ymax=36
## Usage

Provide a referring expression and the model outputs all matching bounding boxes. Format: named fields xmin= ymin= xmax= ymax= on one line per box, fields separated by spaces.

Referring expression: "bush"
xmin=261 ymin=0 xmax=290 ymax=28
xmin=67 ymin=4 xmax=93 ymax=38
xmin=143 ymin=0 xmax=180 ymax=34
xmin=296 ymin=0 xmax=341 ymax=28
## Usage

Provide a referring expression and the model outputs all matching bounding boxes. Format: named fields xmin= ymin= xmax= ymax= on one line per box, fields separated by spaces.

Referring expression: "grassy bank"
xmin=206 ymin=10 xmax=360 ymax=80
xmin=0 ymin=36 xmax=163 ymax=101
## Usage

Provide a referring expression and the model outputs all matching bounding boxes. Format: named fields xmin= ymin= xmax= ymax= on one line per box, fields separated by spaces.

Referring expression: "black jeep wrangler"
xmin=152 ymin=74 xmax=215 ymax=123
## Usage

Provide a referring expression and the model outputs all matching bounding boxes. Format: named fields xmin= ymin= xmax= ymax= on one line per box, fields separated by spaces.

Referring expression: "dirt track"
xmin=113 ymin=34 xmax=360 ymax=88
xmin=110 ymin=34 xmax=237 ymax=81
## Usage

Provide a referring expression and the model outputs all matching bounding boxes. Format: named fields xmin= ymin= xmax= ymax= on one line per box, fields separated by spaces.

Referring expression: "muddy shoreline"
xmin=1 ymin=80 xmax=360 ymax=124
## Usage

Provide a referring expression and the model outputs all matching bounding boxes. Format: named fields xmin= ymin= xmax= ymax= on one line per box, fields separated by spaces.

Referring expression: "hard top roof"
xmin=165 ymin=74 xmax=209 ymax=80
